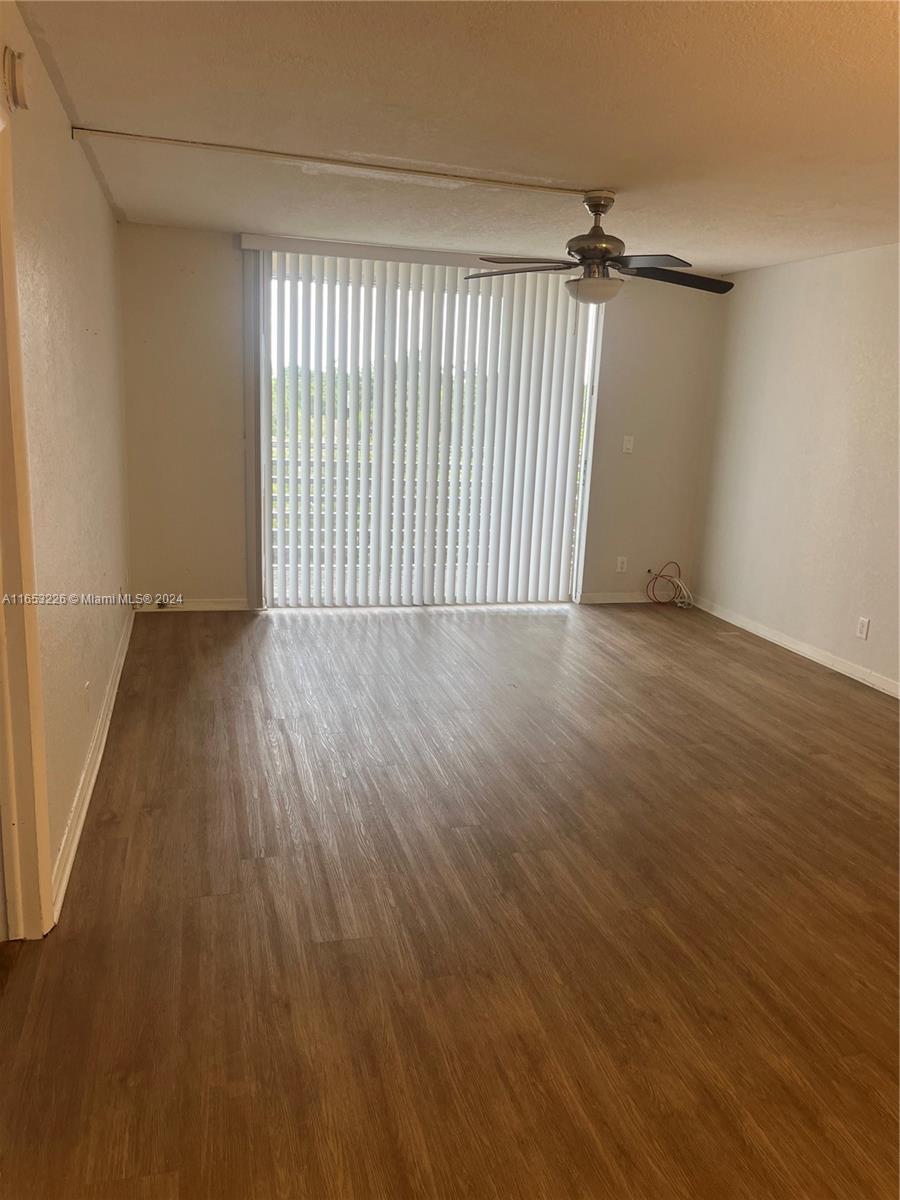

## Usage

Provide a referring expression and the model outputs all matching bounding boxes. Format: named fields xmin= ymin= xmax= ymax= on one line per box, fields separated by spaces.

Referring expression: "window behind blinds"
xmin=262 ymin=250 xmax=599 ymax=608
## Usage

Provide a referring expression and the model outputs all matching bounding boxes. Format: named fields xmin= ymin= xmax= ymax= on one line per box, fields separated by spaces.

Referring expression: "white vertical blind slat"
xmin=322 ymin=257 xmax=337 ymax=606
xmin=414 ymin=266 xmax=435 ymax=606
xmin=475 ymin=275 xmax=503 ymax=603
xmin=379 ymin=261 xmax=398 ymax=605
xmin=391 ymin=271 xmax=412 ymax=604
xmin=558 ymin=304 xmax=592 ymax=599
xmin=547 ymin=291 xmax=579 ymax=601
xmin=571 ymin=308 xmax=602 ymax=602
xmin=494 ymin=274 xmax=527 ymax=604
xmin=423 ymin=265 xmax=446 ymax=604
xmin=506 ymin=274 xmax=538 ymax=601
xmin=528 ymin=276 xmax=564 ymax=602
xmin=346 ymin=258 xmax=361 ymax=605
xmin=334 ymin=259 xmax=349 ymax=606
xmin=516 ymin=278 xmax=549 ymax=602
xmin=358 ymin=259 xmax=374 ymax=605
xmin=273 ymin=253 xmax=286 ymax=605
xmin=391 ymin=264 xmax=410 ymax=606
xmin=486 ymin=273 xmax=516 ymax=604
xmin=286 ymin=254 xmax=299 ymax=606
xmin=456 ymin=286 xmax=479 ymax=603
xmin=467 ymin=278 xmax=492 ymax=602
xmin=298 ymin=255 xmax=312 ymax=606
xmin=260 ymin=252 xmax=274 ymax=605
xmin=369 ymin=262 xmax=386 ymax=604
xmin=433 ymin=270 xmax=458 ymax=606
xmin=310 ymin=256 xmax=323 ymax=605
xmin=402 ymin=265 xmax=422 ymax=606
xmin=445 ymin=281 xmax=466 ymax=602
xmin=538 ymin=283 xmax=570 ymax=601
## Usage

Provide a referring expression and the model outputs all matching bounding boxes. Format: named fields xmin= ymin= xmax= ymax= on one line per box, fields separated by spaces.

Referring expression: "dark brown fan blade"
xmin=464 ymin=264 xmax=578 ymax=281
xmin=609 ymin=254 xmax=691 ymax=269
xmin=625 ymin=267 xmax=733 ymax=294
xmin=478 ymin=255 xmax=576 ymax=266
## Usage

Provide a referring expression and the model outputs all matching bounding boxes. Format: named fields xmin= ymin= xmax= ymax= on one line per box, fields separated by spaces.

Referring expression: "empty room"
xmin=0 ymin=2 xmax=897 ymax=1197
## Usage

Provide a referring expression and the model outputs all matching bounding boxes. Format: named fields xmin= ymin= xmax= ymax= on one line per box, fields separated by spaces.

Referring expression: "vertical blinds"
xmin=263 ymin=250 xmax=599 ymax=608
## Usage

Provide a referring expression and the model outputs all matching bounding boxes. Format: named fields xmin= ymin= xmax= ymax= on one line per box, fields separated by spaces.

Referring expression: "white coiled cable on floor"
xmin=646 ymin=561 xmax=694 ymax=608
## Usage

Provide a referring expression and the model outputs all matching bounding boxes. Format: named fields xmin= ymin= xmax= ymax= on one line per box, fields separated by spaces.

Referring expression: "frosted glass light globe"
xmin=565 ymin=276 xmax=623 ymax=305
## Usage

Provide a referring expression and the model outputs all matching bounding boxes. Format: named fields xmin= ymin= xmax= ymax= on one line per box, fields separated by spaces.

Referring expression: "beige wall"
xmin=119 ymin=224 xmax=247 ymax=606
xmin=697 ymin=244 xmax=899 ymax=691
xmin=580 ymin=282 xmax=725 ymax=599
xmin=8 ymin=3 xmax=130 ymax=866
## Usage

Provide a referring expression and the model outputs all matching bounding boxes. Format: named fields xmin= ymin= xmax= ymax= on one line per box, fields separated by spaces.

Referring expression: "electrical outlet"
xmin=622 ymin=435 xmax=634 ymax=454
xmin=616 ymin=556 xmax=627 ymax=574
xmin=856 ymin=616 xmax=870 ymax=640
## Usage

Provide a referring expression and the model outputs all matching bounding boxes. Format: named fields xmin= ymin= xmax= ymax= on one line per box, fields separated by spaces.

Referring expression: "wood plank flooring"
xmin=0 ymin=604 xmax=896 ymax=1199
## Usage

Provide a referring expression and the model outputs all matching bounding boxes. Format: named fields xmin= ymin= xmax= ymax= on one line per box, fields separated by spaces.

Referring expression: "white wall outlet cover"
xmin=616 ymin=556 xmax=627 ymax=573
xmin=856 ymin=617 xmax=870 ymax=640
xmin=622 ymin=435 xmax=634 ymax=454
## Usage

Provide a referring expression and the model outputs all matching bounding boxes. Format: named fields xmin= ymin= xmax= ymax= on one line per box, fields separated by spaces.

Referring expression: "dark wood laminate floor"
xmin=0 ymin=604 xmax=896 ymax=1199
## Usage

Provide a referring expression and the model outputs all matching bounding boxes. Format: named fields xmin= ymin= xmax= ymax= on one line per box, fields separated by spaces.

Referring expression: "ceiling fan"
xmin=465 ymin=190 xmax=734 ymax=305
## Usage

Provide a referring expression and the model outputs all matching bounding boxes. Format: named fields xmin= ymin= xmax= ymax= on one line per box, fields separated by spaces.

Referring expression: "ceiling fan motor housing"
xmin=566 ymin=227 xmax=626 ymax=263
xmin=566 ymin=189 xmax=624 ymax=263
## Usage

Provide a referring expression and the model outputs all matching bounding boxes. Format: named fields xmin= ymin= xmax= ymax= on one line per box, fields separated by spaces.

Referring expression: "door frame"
xmin=0 ymin=56 xmax=54 ymax=940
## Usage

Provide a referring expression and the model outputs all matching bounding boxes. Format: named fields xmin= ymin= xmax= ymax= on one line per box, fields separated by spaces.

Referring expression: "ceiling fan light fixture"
xmin=565 ymin=275 xmax=623 ymax=306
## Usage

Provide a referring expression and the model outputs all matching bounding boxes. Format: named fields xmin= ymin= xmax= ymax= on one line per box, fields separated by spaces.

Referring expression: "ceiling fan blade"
xmin=478 ymin=255 xmax=576 ymax=266
xmin=624 ymin=266 xmax=734 ymax=294
xmin=464 ymin=264 xmax=578 ymax=281
xmin=609 ymin=254 xmax=691 ymax=269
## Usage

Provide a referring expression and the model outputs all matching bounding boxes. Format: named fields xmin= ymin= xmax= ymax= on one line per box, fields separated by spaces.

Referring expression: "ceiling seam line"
xmin=70 ymin=126 xmax=590 ymax=198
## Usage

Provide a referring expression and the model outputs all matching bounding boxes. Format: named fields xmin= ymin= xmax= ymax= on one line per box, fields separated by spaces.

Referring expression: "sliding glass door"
xmin=261 ymin=249 xmax=599 ymax=608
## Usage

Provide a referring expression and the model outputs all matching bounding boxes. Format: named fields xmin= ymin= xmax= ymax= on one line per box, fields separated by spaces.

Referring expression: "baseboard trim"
xmin=137 ymin=598 xmax=249 ymax=612
xmin=579 ymin=591 xmax=649 ymax=605
xmin=694 ymin=596 xmax=899 ymax=699
xmin=51 ymin=609 xmax=134 ymax=920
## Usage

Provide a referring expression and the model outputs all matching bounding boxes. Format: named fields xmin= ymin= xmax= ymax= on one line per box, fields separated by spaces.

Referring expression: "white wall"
xmin=580 ymin=281 xmax=725 ymax=600
xmin=8 ymin=2 xmax=131 ymax=867
xmin=697 ymin=244 xmax=898 ymax=691
xmin=119 ymin=224 xmax=247 ymax=606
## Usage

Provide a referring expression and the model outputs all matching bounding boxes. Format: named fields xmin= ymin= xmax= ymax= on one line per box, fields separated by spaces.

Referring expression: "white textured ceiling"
xmin=20 ymin=1 xmax=899 ymax=272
